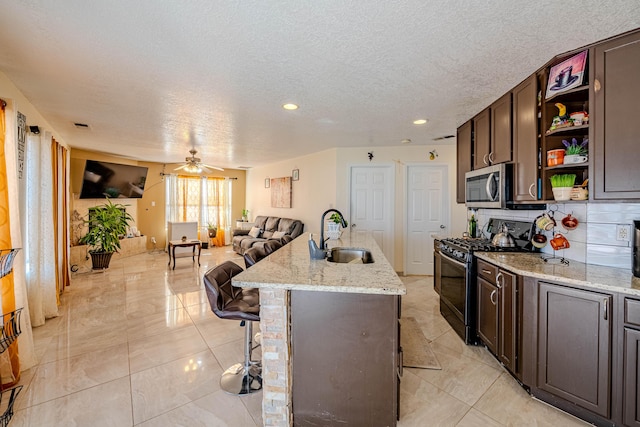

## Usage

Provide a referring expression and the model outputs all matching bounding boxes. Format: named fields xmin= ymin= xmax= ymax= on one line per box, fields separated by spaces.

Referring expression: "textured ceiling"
xmin=0 ymin=1 xmax=639 ymax=169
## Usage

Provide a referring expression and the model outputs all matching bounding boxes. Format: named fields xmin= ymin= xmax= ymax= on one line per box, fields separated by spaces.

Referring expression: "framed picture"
xmin=271 ymin=177 xmax=292 ymax=208
xmin=292 ymin=169 xmax=299 ymax=181
xmin=545 ymin=50 xmax=588 ymax=99
xmin=264 ymin=178 xmax=270 ymax=188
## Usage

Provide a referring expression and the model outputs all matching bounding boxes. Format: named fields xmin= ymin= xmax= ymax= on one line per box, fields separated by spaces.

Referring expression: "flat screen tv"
xmin=79 ymin=160 xmax=149 ymax=199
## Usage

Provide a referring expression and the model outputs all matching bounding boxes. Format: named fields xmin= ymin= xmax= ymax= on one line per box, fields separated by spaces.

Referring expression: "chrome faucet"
xmin=319 ymin=208 xmax=347 ymax=250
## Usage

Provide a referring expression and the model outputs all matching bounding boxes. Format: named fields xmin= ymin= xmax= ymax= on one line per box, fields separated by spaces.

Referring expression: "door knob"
xmin=351 ymin=223 xmax=356 ymax=228
xmin=440 ymin=225 xmax=446 ymax=229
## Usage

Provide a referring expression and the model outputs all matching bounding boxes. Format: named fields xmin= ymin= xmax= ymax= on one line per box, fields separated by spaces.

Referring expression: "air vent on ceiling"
xmin=432 ymin=134 xmax=455 ymax=141
xmin=74 ymin=122 xmax=90 ymax=129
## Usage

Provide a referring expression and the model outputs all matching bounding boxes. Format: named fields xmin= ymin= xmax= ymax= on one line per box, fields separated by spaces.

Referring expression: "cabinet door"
xmin=594 ymin=30 xmax=640 ymax=199
xmin=456 ymin=120 xmax=472 ymax=204
xmin=477 ymin=277 xmax=498 ymax=355
xmin=490 ymin=92 xmax=513 ymax=164
xmin=512 ymin=75 xmax=539 ymax=202
xmin=497 ymin=270 xmax=517 ymax=373
xmin=538 ymin=283 xmax=611 ymax=417
xmin=624 ymin=327 xmax=640 ymax=426
xmin=473 ymin=109 xmax=491 ymax=169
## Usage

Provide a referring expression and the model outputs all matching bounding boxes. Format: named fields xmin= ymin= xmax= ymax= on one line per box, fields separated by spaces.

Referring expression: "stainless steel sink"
xmin=326 ymin=247 xmax=374 ymax=264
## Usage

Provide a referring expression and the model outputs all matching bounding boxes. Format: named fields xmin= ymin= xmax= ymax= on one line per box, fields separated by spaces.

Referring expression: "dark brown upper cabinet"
xmin=512 ymin=75 xmax=540 ymax=202
xmin=456 ymin=120 xmax=472 ymax=204
xmin=473 ymin=108 xmax=491 ymax=169
xmin=593 ymin=30 xmax=640 ymax=200
xmin=473 ymin=93 xmax=512 ymax=169
xmin=490 ymin=93 xmax=513 ymax=165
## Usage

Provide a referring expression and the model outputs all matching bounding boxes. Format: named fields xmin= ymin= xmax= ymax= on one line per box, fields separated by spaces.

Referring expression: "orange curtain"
xmin=0 ymin=100 xmax=20 ymax=387
xmin=51 ymin=139 xmax=70 ymax=296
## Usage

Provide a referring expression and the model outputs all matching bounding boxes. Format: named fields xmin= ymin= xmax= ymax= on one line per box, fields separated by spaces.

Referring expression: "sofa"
xmin=232 ymin=215 xmax=304 ymax=254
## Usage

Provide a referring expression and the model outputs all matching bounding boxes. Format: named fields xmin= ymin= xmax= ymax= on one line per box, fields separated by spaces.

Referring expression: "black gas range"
xmin=436 ymin=219 xmax=536 ymax=344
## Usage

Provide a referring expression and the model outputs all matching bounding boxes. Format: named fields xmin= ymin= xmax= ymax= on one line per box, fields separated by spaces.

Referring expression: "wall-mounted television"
xmin=79 ymin=160 xmax=149 ymax=199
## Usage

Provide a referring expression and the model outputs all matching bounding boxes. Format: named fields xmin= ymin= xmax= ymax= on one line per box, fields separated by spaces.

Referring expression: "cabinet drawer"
xmin=477 ymin=259 xmax=498 ymax=283
xmin=625 ymin=298 xmax=640 ymax=327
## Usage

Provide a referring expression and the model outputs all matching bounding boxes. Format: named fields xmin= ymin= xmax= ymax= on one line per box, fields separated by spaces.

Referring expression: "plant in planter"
xmin=207 ymin=223 xmax=217 ymax=238
xmin=326 ymin=213 xmax=348 ymax=239
xmin=550 ymin=174 xmax=576 ymax=201
xmin=79 ymin=198 xmax=134 ymax=270
xmin=241 ymin=209 xmax=249 ymax=222
xmin=562 ymin=137 xmax=588 ymax=164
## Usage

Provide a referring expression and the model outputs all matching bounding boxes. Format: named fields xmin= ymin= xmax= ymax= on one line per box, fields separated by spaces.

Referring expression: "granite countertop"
xmin=475 ymin=252 xmax=640 ymax=296
xmin=232 ymin=232 xmax=406 ymax=295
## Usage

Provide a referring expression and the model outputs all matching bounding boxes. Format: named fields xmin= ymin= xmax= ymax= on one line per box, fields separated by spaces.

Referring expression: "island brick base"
xmin=259 ymin=288 xmax=292 ymax=426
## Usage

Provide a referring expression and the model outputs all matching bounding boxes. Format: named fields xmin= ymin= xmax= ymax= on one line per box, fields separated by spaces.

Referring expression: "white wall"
xmin=245 ymin=148 xmax=338 ymax=233
xmin=247 ymin=143 xmax=467 ymax=272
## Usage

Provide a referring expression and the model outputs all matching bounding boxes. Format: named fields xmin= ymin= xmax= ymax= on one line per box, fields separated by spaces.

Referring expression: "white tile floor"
xmin=8 ymin=246 xmax=589 ymax=426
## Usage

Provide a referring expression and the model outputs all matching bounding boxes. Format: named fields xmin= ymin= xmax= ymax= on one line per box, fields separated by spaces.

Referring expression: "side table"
xmin=168 ymin=239 xmax=201 ymax=270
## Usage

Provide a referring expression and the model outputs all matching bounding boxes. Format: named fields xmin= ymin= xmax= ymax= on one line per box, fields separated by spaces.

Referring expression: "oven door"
xmin=438 ymin=253 xmax=475 ymax=343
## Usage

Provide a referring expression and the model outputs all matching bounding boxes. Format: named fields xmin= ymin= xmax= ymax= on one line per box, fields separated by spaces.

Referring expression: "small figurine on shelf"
xmin=547 ymin=102 xmax=572 ymax=133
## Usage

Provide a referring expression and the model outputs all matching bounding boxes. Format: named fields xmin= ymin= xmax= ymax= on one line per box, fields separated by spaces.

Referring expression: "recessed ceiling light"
xmin=282 ymin=103 xmax=299 ymax=110
xmin=401 ymin=139 xmax=412 ymax=144
xmin=413 ymin=119 xmax=428 ymax=125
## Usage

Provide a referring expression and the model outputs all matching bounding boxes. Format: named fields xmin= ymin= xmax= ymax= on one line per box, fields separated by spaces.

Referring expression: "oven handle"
xmin=440 ymin=253 xmax=466 ymax=268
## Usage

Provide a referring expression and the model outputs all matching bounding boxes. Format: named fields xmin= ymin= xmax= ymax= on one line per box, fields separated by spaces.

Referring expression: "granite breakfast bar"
xmin=232 ymin=232 xmax=406 ymax=427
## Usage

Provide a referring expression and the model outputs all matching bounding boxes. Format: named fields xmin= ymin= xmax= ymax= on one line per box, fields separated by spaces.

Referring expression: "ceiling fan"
xmin=174 ymin=149 xmax=224 ymax=173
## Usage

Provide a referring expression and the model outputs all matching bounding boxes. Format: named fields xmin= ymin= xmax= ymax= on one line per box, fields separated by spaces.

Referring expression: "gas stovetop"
xmin=439 ymin=218 xmax=537 ymax=263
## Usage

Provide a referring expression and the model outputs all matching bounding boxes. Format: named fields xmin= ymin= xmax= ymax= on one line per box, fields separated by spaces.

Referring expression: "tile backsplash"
xmin=472 ymin=203 xmax=640 ymax=270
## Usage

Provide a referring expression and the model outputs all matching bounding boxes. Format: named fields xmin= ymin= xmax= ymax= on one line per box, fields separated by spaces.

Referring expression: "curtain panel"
xmin=165 ymin=175 xmax=232 ymax=245
xmin=0 ymin=99 xmax=37 ymax=386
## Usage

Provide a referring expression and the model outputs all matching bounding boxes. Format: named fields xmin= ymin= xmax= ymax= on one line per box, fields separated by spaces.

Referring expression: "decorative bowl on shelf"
xmin=552 ymin=187 xmax=572 ymax=201
xmin=547 ymin=149 xmax=565 ymax=166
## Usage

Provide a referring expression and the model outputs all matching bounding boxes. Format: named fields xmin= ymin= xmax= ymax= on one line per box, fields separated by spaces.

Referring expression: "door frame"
xmin=403 ymin=162 xmax=450 ymax=275
xmin=347 ymin=163 xmax=396 ymax=266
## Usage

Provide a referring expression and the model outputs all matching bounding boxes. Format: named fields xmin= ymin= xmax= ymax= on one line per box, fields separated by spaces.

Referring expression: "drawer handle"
xmin=490 ymin=289 xmax=497 ymax=305
xmin=481 ymin=269 xmax=492 ymax=275
xmin=483 ymin=154 xmax=489 ymax=165
xmin=594 ymin=79 xmax=601 ymax=93
xmin=496 ymin=272 xmax=503 ymax=288
xmin=528 ymin=182 xmax=536 ymax=199
xmin=398 ymin=347 xmax=403 ymax=377
xmin=603 ymin=298 xmax=608 ymax=320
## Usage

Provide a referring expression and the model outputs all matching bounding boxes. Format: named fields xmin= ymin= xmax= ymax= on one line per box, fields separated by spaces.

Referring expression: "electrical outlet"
xmin=616 ymin=224 xmax=631 ymax=241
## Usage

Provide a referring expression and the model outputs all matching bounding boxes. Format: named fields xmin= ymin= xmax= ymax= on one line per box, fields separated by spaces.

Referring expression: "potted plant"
xmin=241 ymin=209 xmax=249 ymax=222
xmin=550 ymin=174 xmax=576 ymax=201
xmin=207 ymin=223 xmax=217 ymax=238
xmin=327 ymin=213 xmax=348 ymax=239
xmin=562 ymin=137 xmax=588 ymax=164
xmin=79 ymin=198 xmax=134 ymax=270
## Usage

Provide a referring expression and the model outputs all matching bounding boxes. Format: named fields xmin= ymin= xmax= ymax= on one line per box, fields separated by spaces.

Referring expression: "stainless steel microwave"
xmin=465 ymin=163 xmax=512 ymax=209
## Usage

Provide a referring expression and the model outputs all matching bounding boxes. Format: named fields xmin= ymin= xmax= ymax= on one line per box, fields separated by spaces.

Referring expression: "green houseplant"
xmin=549 ymin=174 xmax=576 ymax=201
xmin=207 ymin=223 xmax=217 ymax=238
xmin=329 ymin=212 xmax=348 ymax=227
xmin=79 ymin=198 xmax=134 ymax=270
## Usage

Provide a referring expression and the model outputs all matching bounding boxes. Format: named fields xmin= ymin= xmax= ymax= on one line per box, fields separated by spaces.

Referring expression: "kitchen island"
xmin=233 ymin=232 xmax=406 ymax=427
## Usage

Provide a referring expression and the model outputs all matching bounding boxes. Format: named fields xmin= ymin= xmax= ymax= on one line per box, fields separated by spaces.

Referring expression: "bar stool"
xmin=243 ymin=246 xmax=268 ymax=269
xmin=203 ymin=261 xmax=261 ymax=395
xmin=262 ymin=239 xmax=283 ymax=254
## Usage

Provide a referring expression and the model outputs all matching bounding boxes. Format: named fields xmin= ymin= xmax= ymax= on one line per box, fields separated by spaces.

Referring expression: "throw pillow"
xmin=248 ymin=226 xmax=262 ymax=238
xmin=272 ymin=231 xmax=286 ymax=239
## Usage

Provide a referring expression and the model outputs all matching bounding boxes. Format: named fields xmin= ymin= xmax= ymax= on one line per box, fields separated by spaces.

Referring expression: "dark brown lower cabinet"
xmin=476 ymin=260 xmax=519 ymax=377
xmin=623 ymin=327 xmax=640 ymax=426
xmin=537 ymin=282 xmax=612 ymax=419
xmin=290 ymin=290 xmax=400 ymax=426
xmin=477 ymin=277 xmax=498 ymax=355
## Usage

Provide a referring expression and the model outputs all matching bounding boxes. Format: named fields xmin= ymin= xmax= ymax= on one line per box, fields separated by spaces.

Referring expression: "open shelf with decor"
xmin=541 ymin=48 xmax=591 ymax=202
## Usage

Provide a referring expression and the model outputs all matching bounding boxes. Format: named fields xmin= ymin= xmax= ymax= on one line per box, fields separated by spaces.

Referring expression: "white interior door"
xmin=349 ymin=165 xmax=394 ymax=265
xmin=405 ymin=164 xmax=448 ymax=275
